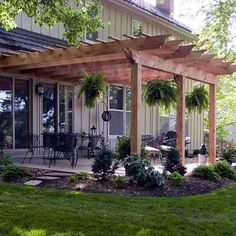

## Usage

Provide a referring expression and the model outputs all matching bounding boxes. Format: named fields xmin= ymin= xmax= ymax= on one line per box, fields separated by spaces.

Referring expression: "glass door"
xmin=15 ymin=79 xmax=30 ymax=148
xmin=42 ymin=85 xmax=57 ymax=133
xmin=0 ymin=76 xmax=13 ymax=149
xmin=0 ymin=76 xmax=30 ymax=149
xmin=59 ymin=85 xmax=73 ymax=133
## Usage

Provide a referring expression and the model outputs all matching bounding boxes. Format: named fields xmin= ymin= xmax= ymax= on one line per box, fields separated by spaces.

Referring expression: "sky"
xmin=145 ymin=0 xmax=212 ymax=33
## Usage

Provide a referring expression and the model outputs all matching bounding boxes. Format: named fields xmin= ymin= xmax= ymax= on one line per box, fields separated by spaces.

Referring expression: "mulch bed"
xmin=2 ymin=168 xmax=235 ymax=197
xmin=39 ymin=173 xmax=235 ymax=197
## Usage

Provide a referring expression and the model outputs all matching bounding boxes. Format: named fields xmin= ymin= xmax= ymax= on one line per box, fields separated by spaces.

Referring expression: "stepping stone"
xmin=44 ymin=172 xmax=72 ymax=177
xmin=24 ymin=180 xmax=42 ymax=186
xmin=35 ymin=176 xmax=60 ymax=181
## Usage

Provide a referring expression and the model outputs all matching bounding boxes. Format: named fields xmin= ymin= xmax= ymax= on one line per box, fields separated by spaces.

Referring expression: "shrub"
xmin=76 ymin=172 xmax=90 ymax=180
xmin=123 ymin=154 xmax=149 ymax=177
xmin=111 ymin=175 xmax=127 ymax=188
xmin=168 ymin=172 xmax=185 ymax=186
xmin=115 ymin=136 xmax=148 ymax=161
xmin=213 ymin=161 xmax=236 ymax=180
xmin=68 ymin=175 xmax=77 ymax=183
xmin=135 ymin=166 xmax=165 ymax=188
xmin=92 ymin=144 xmax=118 ymax=180
xmin=0 ymin=155 xmax=13 ymax=166
xmin=1 ymin=165 xmax=29 ymax=182
xmin=123 ymin=154 xmax=165 ymax=188
xmin=191 ymin=165 xmax=220 ymax=181
xmin=164 ymin=149 xmax=186 ymax=176
xmin=220 ymin=141 xmax=236 ymax=164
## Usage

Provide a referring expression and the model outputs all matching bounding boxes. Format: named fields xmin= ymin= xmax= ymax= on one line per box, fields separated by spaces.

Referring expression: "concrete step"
xmin=35 ymin=176 xmax=60 ymax=181
xmin=24 ymin=180 xmax=42 ymax=186
xmin=44 ymin=172 xmax=72 ymax=177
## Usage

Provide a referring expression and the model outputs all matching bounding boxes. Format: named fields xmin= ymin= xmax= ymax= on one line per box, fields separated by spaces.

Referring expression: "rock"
xmin=24 ymin=180 xmax=42 ymax=186
xmin=73 ymin=183 xmax=87 ymax=190
xmin=35 ymin=176 xmax=60 ymax=180
xmin=44 ymin=172 xmax=72 ymax=177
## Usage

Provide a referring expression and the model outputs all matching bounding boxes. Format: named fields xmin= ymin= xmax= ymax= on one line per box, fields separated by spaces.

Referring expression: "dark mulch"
xmin=2 ymin=167 xmax=234 ymax=197
xmin=39 ymin=174 xmax=235 ymax=197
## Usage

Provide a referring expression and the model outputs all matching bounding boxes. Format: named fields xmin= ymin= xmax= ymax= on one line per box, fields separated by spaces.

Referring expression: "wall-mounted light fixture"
xmin=35 ymin=83 xmax=44 ymax=96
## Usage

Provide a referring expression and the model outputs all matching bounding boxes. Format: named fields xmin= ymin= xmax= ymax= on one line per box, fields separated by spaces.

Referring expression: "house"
xmin=0 ymin=0 xmax=210 ymax=156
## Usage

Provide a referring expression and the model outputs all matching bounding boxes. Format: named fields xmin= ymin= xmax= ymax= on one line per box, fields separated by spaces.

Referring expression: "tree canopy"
xmin=197 ymin=0 xmax=236 ymax=138
xmin=0 ymin=0 xmax=104 ymax=46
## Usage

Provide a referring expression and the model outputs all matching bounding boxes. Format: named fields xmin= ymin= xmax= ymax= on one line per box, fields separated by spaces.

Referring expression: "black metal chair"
xmin=46 ymin=133 xmax=77 ymax=168
xmin=22 ymin=134 xmax=43 ymax=163
xmin=75 ymin=134 xmax=101 ymax=166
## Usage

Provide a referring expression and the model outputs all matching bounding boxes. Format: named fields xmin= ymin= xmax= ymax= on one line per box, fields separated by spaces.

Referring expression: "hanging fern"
xmin=143 ymin=79 xmax=178 ymax=110
xmin=78 ymin=72 xmax=108 ymax=108
xmin=186 ymin=84 xmax=209 ymax=113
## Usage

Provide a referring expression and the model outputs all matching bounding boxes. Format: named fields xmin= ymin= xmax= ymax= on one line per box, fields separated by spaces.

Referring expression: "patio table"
xmin=42 ymin=133 xmax=77 ymax=168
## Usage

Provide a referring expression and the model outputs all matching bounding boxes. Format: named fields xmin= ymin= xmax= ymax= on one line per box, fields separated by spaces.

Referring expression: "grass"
xmin=0 ymin=183 xmax=236 ymax=236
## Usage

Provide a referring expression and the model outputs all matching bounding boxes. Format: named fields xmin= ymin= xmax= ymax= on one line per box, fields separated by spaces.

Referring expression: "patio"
xmin=10 ymin=151 xmax=206 ymax=175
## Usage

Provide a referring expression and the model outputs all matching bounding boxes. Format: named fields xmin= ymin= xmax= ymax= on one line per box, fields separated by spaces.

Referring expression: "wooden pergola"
xmin=0 ymin=34 xmax=236 ymax=163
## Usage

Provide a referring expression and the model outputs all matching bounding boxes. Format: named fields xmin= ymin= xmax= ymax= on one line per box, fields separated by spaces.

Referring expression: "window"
xmin=109 ymin=85 xmax=131 ymax=136
xmin=132 ymin=20 xmax=142 ymax=37
xmin=0 ymin=76 xmax=30 ymax=149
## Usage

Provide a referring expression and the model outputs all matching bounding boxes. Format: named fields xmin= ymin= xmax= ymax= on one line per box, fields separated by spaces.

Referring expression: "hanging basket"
xmin=102 ymin=111 xmax=112 ymax=122
xmin=143 ymin=79 xmax=178 ymax=110
xmin=186 ymin=85 xmax=209 ymax=113
xmin=78 ymin=72 xmax=108 ymax=109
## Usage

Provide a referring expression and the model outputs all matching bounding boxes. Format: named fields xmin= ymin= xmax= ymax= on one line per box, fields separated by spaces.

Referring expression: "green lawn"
xmin=0 ymin=183 xmax=236 ymax=236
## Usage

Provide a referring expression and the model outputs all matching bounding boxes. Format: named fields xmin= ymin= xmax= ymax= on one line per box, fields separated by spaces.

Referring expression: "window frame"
xmin=108 ymin=84 xmax=131 ymax=138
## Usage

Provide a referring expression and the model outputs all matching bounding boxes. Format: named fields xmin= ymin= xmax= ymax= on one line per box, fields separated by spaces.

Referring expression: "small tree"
xmin=91 ymin=144 xmax=118 ymax=180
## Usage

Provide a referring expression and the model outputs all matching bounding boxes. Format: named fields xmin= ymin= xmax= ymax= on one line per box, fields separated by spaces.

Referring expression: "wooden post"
xmin=130 ymin=62 xmax=142 ymax=154
xmin=176 ymin=75 xmax=186 ymax=165
xmin=208 ymin=84 xmax=216 ymax=164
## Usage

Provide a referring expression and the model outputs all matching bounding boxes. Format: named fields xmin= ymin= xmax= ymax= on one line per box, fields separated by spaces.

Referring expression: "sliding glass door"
xmin=42 ymin=85 xmax=57 ymax=133
xmin=42 ymin=84 xmax=73 ymax=133
xmin=0 ymin=76 xmax=13 ymax=149
xmin=15 ymin=79 xmax=30 ymax=148
xmin=0 ymin=76 xmax=30 ymax=149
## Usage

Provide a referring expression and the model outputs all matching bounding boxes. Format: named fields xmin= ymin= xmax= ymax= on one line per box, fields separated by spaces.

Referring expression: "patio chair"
xmin=75 ymin=134 xmax=101 ymax=166
xmin=22 ymin=134 xmax=43 ymax=163
xmin=42 ymin=133 xmax=55 ymax=164
xmin=46 ymin=133 xmax=77 ymax=168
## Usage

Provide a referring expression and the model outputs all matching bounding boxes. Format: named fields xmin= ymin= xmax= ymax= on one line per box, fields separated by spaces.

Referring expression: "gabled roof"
xmin=0 ymin=26 xmax=68 ymax=56
xmin=121 ymin=0 xmax=192 ymax=32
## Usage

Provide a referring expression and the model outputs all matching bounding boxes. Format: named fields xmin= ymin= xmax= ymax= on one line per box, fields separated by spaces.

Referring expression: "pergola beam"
xmin=135 ymin=52 xmax=218 ymax=84
xmin=0 ymin=34 xmax=170 ymax=69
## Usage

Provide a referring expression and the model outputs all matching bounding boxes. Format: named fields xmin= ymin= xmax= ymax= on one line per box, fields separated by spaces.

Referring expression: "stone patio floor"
xmin=11 ymin=154 xmax=204 ymax=176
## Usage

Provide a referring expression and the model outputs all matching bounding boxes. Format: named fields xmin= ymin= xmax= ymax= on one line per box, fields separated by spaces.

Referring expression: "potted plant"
xmin=186 ymin=84 xmax=208 ymax=113
xmin=143 ymin=79 xmax=178 ymax=110
xmin=78 ymin=72 xmax=108 ymax=108
xmin=198 ymin=144 xmax=208 ymax=165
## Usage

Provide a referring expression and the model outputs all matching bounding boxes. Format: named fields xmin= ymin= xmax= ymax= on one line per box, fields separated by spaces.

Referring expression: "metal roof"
xmin=121 ymin=0 xmax=192 ymax=32
xmin=0 ymin=26 xmax=68 ymax=56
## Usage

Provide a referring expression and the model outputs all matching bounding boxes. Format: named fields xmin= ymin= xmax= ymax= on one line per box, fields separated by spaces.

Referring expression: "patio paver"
xmin=24 ymin=180 xmax=42 ymax=186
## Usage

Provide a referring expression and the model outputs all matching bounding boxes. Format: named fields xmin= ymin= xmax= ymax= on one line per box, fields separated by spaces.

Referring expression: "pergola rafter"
xmin=0 ymin=34 xmax=236 ymax=163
